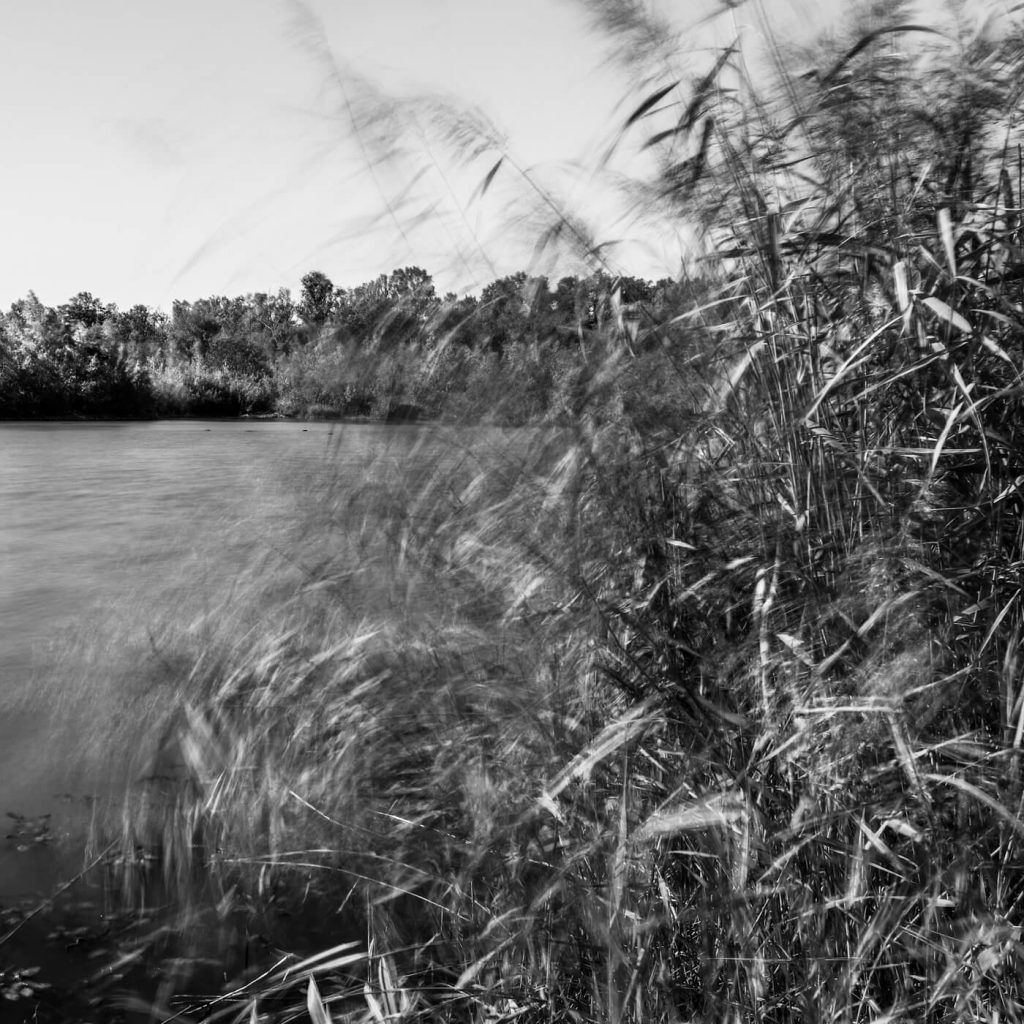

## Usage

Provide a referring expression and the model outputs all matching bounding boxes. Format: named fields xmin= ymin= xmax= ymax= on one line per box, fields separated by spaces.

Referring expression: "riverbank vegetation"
xmin=0 ymin=266 xmax=683 ymax=424
xmin=26 ymin=0 xmax=1024 ymax=1020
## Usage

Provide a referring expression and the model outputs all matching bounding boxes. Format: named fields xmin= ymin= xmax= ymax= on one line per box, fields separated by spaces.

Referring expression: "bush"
xmin=149 ymin=360 xmax=274 ymax=416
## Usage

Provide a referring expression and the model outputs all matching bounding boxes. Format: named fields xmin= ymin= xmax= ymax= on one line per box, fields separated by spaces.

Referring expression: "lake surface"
xmin=0 ymin=419 xmax=483 ymax=903
xmin=0 ymin=418 xmax=554 ymax=1019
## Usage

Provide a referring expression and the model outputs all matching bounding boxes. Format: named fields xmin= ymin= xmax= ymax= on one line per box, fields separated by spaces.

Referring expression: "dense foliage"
xmin=0 ymin=269 xmax=682 ymax=425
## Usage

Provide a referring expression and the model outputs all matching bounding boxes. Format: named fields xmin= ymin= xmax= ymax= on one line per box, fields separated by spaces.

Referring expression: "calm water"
xmin=0 ymin=419 xmax=457 ymax=900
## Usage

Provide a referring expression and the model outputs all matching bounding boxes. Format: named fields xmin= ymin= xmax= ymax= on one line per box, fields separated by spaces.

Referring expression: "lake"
xmin=0 ymin=419 xmax=487 ymax=905
xmin=0 ymin=417 xmax=562 ymax=1019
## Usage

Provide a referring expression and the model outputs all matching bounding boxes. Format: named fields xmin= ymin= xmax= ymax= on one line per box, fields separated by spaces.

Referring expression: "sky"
xmin=0 ymin=0 xmax=865 ymax=312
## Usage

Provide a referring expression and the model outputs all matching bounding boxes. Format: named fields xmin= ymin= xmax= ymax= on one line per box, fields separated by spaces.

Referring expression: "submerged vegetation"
xmin=14 ymin=0 xmax=1024 ymax=1020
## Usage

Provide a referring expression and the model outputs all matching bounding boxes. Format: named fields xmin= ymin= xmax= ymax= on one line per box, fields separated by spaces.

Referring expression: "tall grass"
xmin=88 ymin=1 xmax=1024 ymax=1021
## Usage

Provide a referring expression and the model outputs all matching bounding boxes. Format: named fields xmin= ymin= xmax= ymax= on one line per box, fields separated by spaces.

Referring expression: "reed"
xmin=91 ymin=1 xmax=1024 ymax=1021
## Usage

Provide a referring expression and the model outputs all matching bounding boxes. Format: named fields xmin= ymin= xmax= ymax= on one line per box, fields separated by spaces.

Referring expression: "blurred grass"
xmin=51 ymin=0 xmax=1024 ymax=1021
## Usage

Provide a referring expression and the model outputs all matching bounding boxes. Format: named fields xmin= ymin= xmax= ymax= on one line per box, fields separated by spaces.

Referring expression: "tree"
xmin=615 ymin=275 xmax=654 ymax=305
xmin=113 ymin=305 xmax=168 ymax=363
xmin=478 ymin=272 xmax=531 ymax=353
xmin=6 ymin=293 xmax=69 ymax=390
xmin=298 ymin=271 xmax=337 ymax=328
xmin=334 ymin=274 xmax=388 ymax=342
xmin=59 ymin=292 xmax=114 ymax=332
xmin=376 ymin=267 xmax=440 ymax=346
xmin=245 ymin=289 xmax=296 ymax=355
xmin=168 ymin=300 xmax=222 ymax=363
xmin=433 ymin=293 xmax=480 ymax=347
xmin=388 ymin=266 xmax=437 ymax=314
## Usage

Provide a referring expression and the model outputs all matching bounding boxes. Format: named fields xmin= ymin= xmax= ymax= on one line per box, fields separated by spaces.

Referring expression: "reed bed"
xmin=90 ymin=2 xmax=1024 ymax=1021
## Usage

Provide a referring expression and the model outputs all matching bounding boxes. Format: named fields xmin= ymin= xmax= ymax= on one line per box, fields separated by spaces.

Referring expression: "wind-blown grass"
xmin=71 ymin=1 xmax=1024 ymax=1021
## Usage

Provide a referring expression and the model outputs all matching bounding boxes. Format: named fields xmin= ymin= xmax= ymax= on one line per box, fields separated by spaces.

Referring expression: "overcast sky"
xmin=0 ymin=0 xmax=849 ymax=311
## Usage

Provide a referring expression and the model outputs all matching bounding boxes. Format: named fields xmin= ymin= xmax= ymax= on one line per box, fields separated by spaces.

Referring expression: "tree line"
xmin=0 ymin=266 xmax=695 ymax=423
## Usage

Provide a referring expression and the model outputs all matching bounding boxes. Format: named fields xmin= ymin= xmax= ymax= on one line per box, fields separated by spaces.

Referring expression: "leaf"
xmin=542 ymin=701 xmax=657 ymax=804
xmin=307 ymin=977 xmax=333 ymax=1024
xmin=624 ymin=81 xmax=678 ymax=129
xmin=937 ymin=207 xmax=957 ymax=277
xmin=283 ymin=940 xmax=363 ymax=978
xmin=725 ymin=556 xmax=754 ymax=571
xmin=976 ymin=308 xmax=1022 ymax=330
xmin=929 ymin=401 xmax=964 ymax=479
xmin=921 ymin=296 xmax=972 ymax=334
xmin=469 ymin=157 xmax=504 ymax=205
xmin=924 ymin=773 xmax=1024 ymax=838
xmin=822 ymin=25 xmax=944 ymax=85
xmin=776 ymin=632 xmax=815 ymax=667
xmin=893 ymin=260 xmax=912 ymax=334
xmin=376 ymin=952 xmax=404 ymax=1018
xmin=639 ymin=792 xmax=747 ymax=838
xmin=979 ymin=333 xmax=1017 ymax=367
xmin=680 ymin=46 xmax=735 ymax=132
xmin=642 ymin=127 xmax=682 ymax=150
xmin=882 ymin=817 xmax=923 ymax=841
xmin=478 ymin=157 xmax=503 ymax=198
xmin=364 ymin=983 xmax=387 ymax=1024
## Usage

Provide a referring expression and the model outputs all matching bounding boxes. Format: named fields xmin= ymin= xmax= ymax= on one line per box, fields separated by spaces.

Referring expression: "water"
xmin=0 ymin=418 xmax=485 ymax=1019
xmin=0 ymin=418 xmax=549 ymax=1019
xmin=0 ymin=420 xmax=452 ymax=864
